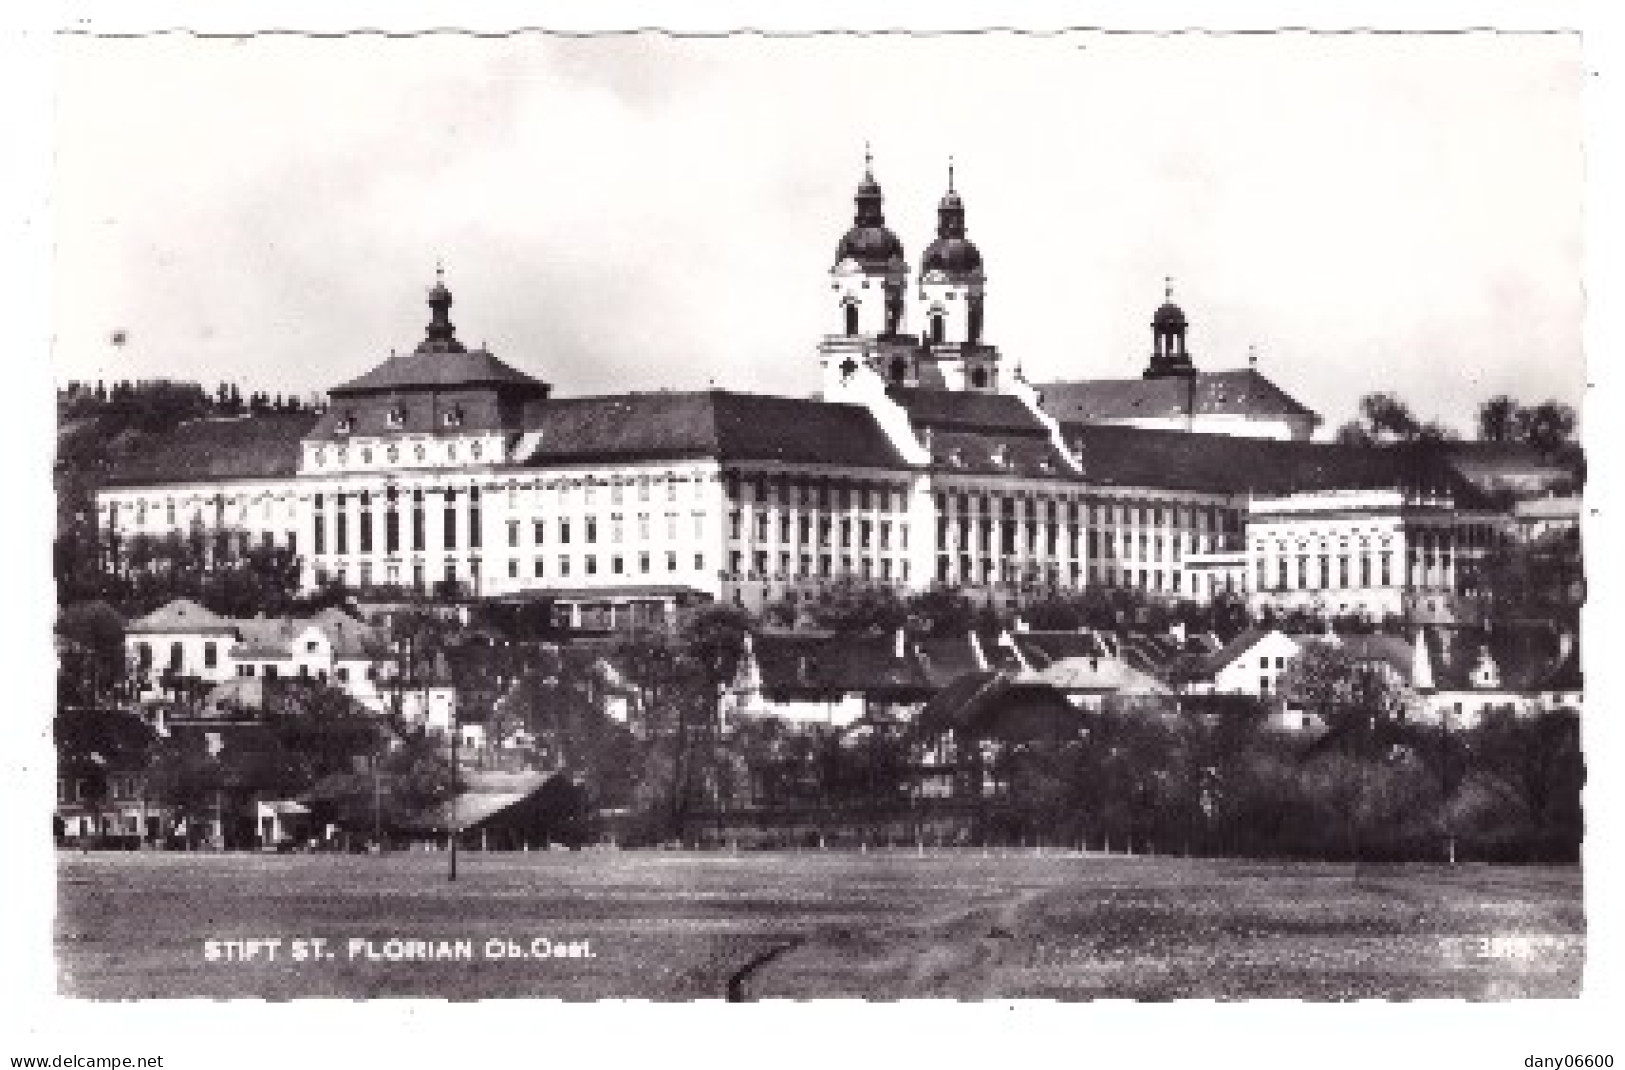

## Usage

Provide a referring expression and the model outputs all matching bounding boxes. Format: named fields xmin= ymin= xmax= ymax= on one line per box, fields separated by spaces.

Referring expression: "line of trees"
xmin=58 ymin=378 xmax=323 ymax=428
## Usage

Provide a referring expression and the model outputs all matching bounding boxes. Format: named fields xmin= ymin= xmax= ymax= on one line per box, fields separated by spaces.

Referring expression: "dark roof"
xmin=1062 ymin=422 xmax=1492 ymax=503
xmin=100 ymin=413 xmax=318 ymax=487
xmin=750 ymin=632 xmax=933 ymax=697
xmin=917 ymin=672 xmax=1084 ymax=740
xmin=1037 ymin=369 xmax=1318 ymax=423
xmin=330 ymin=348 xmax=550 ymax=396
xmin=926 ymin=429 xmax=1072 ymax=480
xmin=1199 ymin=626 xmax=1275 ymax=677
xmin=886 ymin=386 xmax=1045 ymax=433
xmin=518 ymin=391 xmax=909 ymax=469
xmin=913 ymin=635 xmax=988 ymax=688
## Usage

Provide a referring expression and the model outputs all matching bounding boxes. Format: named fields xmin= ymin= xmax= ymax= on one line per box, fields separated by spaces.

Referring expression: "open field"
xmin=56 ymin=850 xmax=1583 ymax=1000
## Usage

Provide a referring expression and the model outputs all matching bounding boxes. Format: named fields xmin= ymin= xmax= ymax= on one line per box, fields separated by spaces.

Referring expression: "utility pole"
xmin=448 ymin=689 xmax=459 ymax=882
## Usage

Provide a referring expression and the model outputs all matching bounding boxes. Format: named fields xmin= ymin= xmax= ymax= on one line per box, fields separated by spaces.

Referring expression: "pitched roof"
xmin=1201 ymin=626 xmax=1281 ymax=676
xmin=127 ymin=599 xmax=239 ymax=635
xmin=885 ymin=387 xmax=1046 ymax=433
xmin=1026 ymin=657 xmax=1170 ymax=695
xmin=750 ymin=632 xmax=933 ymax=696
xmin=100 ymin=413 xmax=318 ymax=488
xmin=330 ymin=348 xmax=550 ymax=396
xmin=1061 ymin=422 xmax=1492 ymax=503
xmin=925 ymin=428 xmax=1072 ymax=480
xmin=1330 ymin=635 xmax=1417 ymax=682
xmin=917 ymin=672 xmax=1084 ymax=740
xmin=1036 ymin=369 xmax=1319 ymax=423
xmin=1008 ymin=631 xmax=1110 ymax=668
xmin=517 ymin=391 xmax=909 ymax=469
xmin=913 ymin=635 xmax=988 ymax=688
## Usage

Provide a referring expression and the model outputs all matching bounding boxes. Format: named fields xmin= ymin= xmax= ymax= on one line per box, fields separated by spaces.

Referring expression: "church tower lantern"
xmin=1144 ymin=278 xmax=1197 ymax=379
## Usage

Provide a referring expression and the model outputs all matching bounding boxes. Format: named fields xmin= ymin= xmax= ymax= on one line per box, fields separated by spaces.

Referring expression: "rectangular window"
xmin=730 ymin=511 xmax=742 ymax=540
xmin=314 ymin=515 xmax=326 ymax=555
xmin=203 ymin=642 xmax=217 ymax=669
xmin=386 ymin=510 xmax=399 ymax=554
xmin=533 ymin=520 xmax=545 ymax=544
xmin=359 ymin=511 xmax=373 ymax=553
xmin=337 ymin=511 xmax=349 ymax=555
xmin=534 ymin=558 xmax=544 ymax=578
xmin=469 ymin=502 xmax=481 ymax=549
xmin=695 ymin=553 xmax=705 ymax=571
xmin=730 ymin=551 xmax=743 ymax=575
xmin=559 ymin=556 xmax=571 ymax=578
xmin=412 ymin=501 xmax=425 ymax=551
xmin=559 ymin=519 xmax=571 ymax=544
xmin=586 ymin=518 xmax=597 ymax=543
xmin=443 ymin=503 xmax=457 ymax=549
xmin=508 ymin=559 xmax=519 ymax=578
xmin=613 ymin=555 xmax=625 ymax=575
xmin=755 ymin=513 xmax=769 ymax=541
xmin=585 ymin=555 xmax=597 ymax=575
xmin=666 ymin=551 xmax=677 ymax=572
xmin=508 ymin=520 xmax=519 ymax=548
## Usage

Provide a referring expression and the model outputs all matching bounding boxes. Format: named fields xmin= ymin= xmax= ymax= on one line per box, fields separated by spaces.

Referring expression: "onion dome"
xmin=416 ymin=265 xmax=467 ymax=355
xmin=834 ymin=149 xmax=905 ymax=269
xmin=921 ymin=160 xmax=983 ymax=275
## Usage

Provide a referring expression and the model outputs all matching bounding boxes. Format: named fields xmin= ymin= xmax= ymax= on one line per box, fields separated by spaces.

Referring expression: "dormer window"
xmin=991 ymin=445 xmax=1008 ymax=468
xmin=443 ymin=406 xmax=464 ymax=429
xmin=948 ymin=449 xmax=965 ymax=469
xmin=335 ymin=412 xmax=355 ymax=435
xmin=386 ymin=405 xmax=406 ymax=429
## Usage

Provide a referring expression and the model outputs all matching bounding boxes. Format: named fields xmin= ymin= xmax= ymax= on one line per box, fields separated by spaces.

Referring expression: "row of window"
xmin=504 ymin=551 xmax=706 ymax=580
xmin=724 ymin=473 xmax=908 ymax=512
xmin=313 ymin=491 xmax=481 ymax=556
xmin=725 ymin=550 xmax=910 ymax=584
xmin=933 ymin=492 xmax=1240 ymax=532
xmin=507 ymin=513 xmax=706 ymax=548
xmin=1254 ymin=551 xmax=1473 ymax=592
xmin=729 ymin=512 xmax=906 ymax=551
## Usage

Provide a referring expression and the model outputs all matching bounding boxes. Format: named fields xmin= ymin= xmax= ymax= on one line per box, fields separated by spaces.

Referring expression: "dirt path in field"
xmin=730 ymin=884 xmax=1052 ymax=1000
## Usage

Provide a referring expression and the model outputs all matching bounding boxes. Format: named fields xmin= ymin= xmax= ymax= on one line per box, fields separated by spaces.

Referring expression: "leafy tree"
xmin=1477 ymin=394 xmax=1521 ymax=443
xmin=56 ymin=601 xmax=129 ymax=706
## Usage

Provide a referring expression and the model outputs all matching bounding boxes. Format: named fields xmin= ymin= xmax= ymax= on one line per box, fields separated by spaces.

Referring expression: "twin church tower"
xmin=818 ymin=151 xmax=1198 ymax=400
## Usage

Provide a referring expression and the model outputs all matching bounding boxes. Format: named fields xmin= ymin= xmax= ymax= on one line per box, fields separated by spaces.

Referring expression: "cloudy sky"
xmin=52 ymin=31 xmax=1584 ymax=434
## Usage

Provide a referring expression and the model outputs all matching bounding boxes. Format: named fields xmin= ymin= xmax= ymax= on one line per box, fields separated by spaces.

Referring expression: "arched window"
xmin=844 ymin=303 xmax=859 ymax=336
xmin=971 ymin=366 xmax=989 ymax=389
xmin=889 ymin=356 xmax=908 ymax=383
xmin=930 ymin=314 xmax=946 ymax=346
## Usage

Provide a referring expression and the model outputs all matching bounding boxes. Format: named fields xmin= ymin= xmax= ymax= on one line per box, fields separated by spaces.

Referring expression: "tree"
xmin=56 ymin=600 xmax=128 ymax=706
xmin=1360 ymin=392 xmax=1421 ymax=442
xmin=1278 ymin=641 xmax=1412 ymax=746
xmin=1477 ymin=395 xmax=1521 ymax=443
xmin=1477 ymin=528 xmax=1584 ymax=631
xmin=792 ymin=580 xmax=907 ymax=634
xmin=1518 ymin=400 xmax=1578 ymax=457
xmin=905 ymin=587 xmax=978 ymax=637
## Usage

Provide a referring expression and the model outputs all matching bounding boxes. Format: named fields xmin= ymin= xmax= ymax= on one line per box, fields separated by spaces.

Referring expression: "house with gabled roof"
xmin=124 ymin=598 xmax=398 ymax=712
xmin=725 ymin=629 xmax=935 ymax=729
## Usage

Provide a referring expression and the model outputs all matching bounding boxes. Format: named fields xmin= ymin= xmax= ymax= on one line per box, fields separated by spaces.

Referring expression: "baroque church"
xmin=92 ymin=157 xmax=1506 ymax=630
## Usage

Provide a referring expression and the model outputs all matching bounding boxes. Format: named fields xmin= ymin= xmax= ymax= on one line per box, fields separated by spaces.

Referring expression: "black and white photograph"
xmin=7 ymin=3 xmax=1620 ymax=1063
